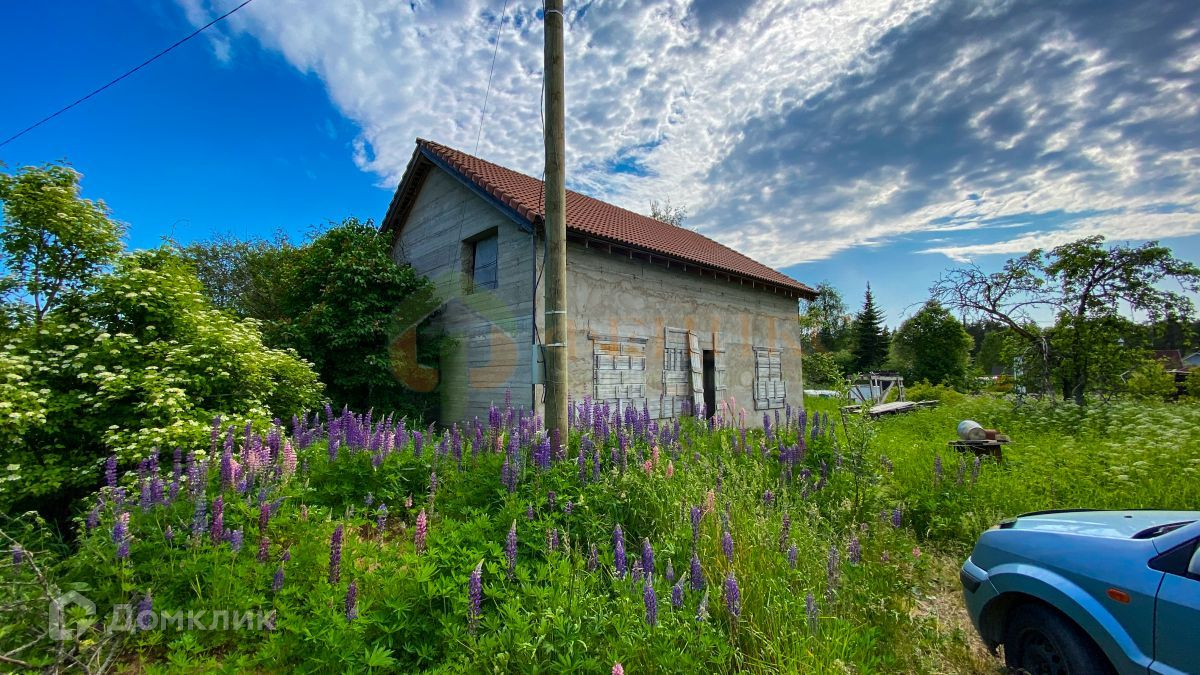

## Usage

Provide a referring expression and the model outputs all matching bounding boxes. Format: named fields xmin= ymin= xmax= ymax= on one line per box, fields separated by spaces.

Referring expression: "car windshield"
xmin=1131 ymin=521 xmax=1195 ymax=539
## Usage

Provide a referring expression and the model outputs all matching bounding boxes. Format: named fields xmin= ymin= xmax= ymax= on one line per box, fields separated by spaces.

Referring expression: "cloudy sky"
xmin=2 ymin=0 xmax=1198 ymax=322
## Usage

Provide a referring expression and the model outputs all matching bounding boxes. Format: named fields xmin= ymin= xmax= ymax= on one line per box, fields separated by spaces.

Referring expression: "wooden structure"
xmin=847 ymin=372 xmax=905 ymax=404
xmin=842 ymin=399 xmax=938 ymax=418
xmin=948 ymin=439 xmax=1007 ymax=461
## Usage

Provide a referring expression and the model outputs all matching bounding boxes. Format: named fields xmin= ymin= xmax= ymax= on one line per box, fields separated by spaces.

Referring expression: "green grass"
xmin=2 ymin=396 xmax=1197 ymax=673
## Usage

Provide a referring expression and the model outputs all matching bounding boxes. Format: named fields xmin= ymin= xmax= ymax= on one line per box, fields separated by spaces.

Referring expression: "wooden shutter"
xmin=592 ymin=334 xmax=647 ymax=409
xmin=661 ymin=328 xmax=690 ymax=417
xmin=753 ymin=347 xmax=785 ymax=410
xmin=712 ymin=331 xmax=727 ymax=393
xmin=687 ymin=331 xmax=703 ymax=413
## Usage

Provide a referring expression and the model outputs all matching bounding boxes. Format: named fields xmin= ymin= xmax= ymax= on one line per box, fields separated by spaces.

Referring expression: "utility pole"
xmin=543 ymin=0 xmax=568 ymax=449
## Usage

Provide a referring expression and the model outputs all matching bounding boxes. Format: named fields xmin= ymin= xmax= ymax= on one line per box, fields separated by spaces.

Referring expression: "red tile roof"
xmin=384 ymin=139 xmax=815 ymax=298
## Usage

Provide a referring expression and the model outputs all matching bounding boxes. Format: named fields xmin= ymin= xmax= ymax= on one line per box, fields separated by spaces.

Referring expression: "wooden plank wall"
xmin=392 ymin=168 xmax=535 ymax=423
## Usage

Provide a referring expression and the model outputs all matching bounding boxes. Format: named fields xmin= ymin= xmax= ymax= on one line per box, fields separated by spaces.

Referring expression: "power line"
xmin=0 ymin=0 xmax=259 ymax=149
xmin=473 ymin=0 xmax=510 ymax=155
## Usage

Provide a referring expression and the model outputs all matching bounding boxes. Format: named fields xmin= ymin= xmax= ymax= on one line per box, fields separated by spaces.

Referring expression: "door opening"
xmin=702 ymin=349 xmax=716 ymax=419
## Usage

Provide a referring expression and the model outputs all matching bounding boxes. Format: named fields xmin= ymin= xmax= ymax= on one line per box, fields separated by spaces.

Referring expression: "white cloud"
xmin=175 ymin=0 xmax=1200 ymax=269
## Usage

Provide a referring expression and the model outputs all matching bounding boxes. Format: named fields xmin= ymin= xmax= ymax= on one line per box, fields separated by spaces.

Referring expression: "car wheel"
xmin=1002 ymin=604 xmax=1112 ymax=675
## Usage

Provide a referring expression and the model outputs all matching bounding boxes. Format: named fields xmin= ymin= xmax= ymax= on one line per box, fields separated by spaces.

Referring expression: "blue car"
xmin=961 ymin=509 xmax=1200 ymax=674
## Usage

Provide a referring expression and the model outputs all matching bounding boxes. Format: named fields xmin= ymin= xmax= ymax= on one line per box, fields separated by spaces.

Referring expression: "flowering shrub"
xmin=0 ymin=249 xmax=322 ymax=514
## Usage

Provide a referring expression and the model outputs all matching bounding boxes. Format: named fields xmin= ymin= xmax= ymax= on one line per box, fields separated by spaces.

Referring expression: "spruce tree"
xmin=851 ymin=283 xmax=889 ymax=374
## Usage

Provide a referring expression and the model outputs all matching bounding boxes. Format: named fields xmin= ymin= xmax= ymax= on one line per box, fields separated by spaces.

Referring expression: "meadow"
xmin=3 ymin=394 xmax=1198 ymax=673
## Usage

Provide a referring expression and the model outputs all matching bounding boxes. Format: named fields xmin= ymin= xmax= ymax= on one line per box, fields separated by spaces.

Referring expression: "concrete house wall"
xmin=552 ymin=241 xmax=803 ymax=421
xmin=392 ymin=164 xmax=803 ymax=427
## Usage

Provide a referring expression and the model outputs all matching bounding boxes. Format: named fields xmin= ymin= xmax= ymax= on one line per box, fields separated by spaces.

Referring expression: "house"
xmin=382 ymin=139 xmax=815 ymax=426
xmin=1153 ymin=350 xmax=1184 ymax=371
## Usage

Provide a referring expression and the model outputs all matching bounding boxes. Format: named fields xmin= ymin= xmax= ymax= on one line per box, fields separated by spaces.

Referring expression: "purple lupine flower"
xmin=826 ymin=545 xmax=840 ymax=593
xmin=468 ymin=560 xmax=484 ymax=634
xmin=587 ymin=543 xmax=599 ymax=572
xmin=114 ymin=512 xmax=130 ymax=560
xmin=329 ymin=524 xmax=344 ymax=583
xmin=891 ymin=507 xmax=903 ymax=529
xmin=806 ymin=592 xmax=818 ymax=631
xmin=563 ymin=500 xmax=573 ymax=515
xmin=779 ymin=512 xmax=791 ymax=553
xmin=376 ymin=504 xmax=388 ymax=533
xmin=258 ymin=536 xmax=270 ymax=562
xmin=547 ymin=527 xmax=559 ymax=552
xmin=592 ymin=443 xmax=602 ymax=481
xmin=12 ymin=545 xmax=24 ymax=567
xmin=956 ymin=458 xmax=966 ymax=485
xmin=933 ymin=455 xmax=943 ymax=483
xmin=210 ymin=496 xmax=225 ymax=545
xmin=230 ymin=529 xmax=244 ymax=554
xmin=631 ymin=558 xmax=643 ymax=583
xmin=86 ymin=507 xmax=100 ymax=531
xmin=345 ymin=580 xmax=358 ymax=622
xmin=665 ymin=559 xmax=675 ymax=585
xmin=272 ymin=566 xmax=285 ymax=593
xmin=724 ymin=572 xmax=741 ymax=618
xmin=136 ymin=591 xmax=153 ymax=631
xmin=105 ymin=455 xmax=118 ymax=488
xmin=671 ymin=579 xmax=684 ymax=609
xmin=643 ymin=578 xmax=658 ymax=626
xmin=613 ymin=525 xmax=627 ymax=578
xmin=505 ymin=520 xmax=517 ymax=580
xmin=690 ymin=551 xmax=704 ymax=591
xmin=164 ymin=525 xmax=175 ymax=542
xmin=415 ymin=509 xmax=428 ymax=554
xmin=763 ymin=489 xmax=774 ymax=507
xmin=721 ymin=529 xmax=734 ymax=562
xmin=787 ymin=543 xmax=798 ymax=568
xmin=547 ymin=491 xmax=556 ymax=512
xmin=525 ymin=504 xmax=535 ymax=520
xmin=641 ymin=538 xmax=654 ymax=578
xmin=690 ymin=505 xmax=701 ymax=544
xmin=192 ymin=495 xmax=207 ymax=540
xmin=848 ymin=537 xmax=861 ymax=564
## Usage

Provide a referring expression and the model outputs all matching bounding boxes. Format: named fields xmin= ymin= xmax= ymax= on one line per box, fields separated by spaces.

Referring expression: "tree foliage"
xmin=850 ymin=284 xmax=888 ymax=374
xmin=890 ymin=301 xmax=973 ymax=386
xmin=0 ymin=164 xmax=124 ymax=326
xmin=648 ymin=198 xmax=687 ymax=227
xmin=931 ymin=236 xmax=1200 ymax=403
xmin=182 ymin=219 xmax=444 ymax=419
xmin=800 ymin=281 xmax=851 ymax=352
xmin=0 ymin=249 xmax=322 ymax=515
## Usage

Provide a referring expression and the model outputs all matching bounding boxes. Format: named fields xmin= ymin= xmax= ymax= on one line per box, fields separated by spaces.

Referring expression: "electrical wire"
xmin=473 ymin=0 xmax=510 ymax=155
xmin=0 ymin=0 xmax=259 ymax=149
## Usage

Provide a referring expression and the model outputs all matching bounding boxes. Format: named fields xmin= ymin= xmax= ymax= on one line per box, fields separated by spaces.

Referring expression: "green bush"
xmin=0 ymin=249 xmax=322 ymax=515
xmin=904 ymin=380 xmax=968 ymax=405
xmin=1125 ymin=359 xmax=1176 ymax=400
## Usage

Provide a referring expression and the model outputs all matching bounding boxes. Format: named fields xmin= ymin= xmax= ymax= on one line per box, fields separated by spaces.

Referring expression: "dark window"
xmin=471 ymin=234 xmax=498 ymax=291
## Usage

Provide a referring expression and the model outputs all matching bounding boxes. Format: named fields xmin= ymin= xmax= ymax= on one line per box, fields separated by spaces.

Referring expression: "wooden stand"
xmin=947 ymin=439 xmax=1006 ymax=461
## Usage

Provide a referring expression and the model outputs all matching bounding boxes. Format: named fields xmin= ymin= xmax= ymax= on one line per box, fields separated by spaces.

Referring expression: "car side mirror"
xmin=1189 ymin=544 xmax=1200 ymax=577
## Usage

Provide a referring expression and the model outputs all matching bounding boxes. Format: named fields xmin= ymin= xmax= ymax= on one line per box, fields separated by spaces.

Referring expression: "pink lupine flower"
xmin=415 ymin=509 xmax=428 ymax=554
xmin=665 ymin=461 xmax=674 ymax=478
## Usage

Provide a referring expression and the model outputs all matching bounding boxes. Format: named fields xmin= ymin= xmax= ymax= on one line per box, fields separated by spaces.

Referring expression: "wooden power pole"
xmin=543 ymin=0 xmax=568 ymax=448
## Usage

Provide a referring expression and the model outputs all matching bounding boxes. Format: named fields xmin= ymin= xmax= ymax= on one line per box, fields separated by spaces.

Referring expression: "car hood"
xmin=1003 ymin=509 xmax=1199 ymax=539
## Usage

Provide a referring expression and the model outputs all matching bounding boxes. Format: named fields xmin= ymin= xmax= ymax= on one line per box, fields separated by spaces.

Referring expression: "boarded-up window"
xmin=591 ymin=334 xmax=647 ymax=409
xmin=661 ymin=327 xmax=691 ymax=417
xmin=753 ymin=347 xmax=785 ymax=410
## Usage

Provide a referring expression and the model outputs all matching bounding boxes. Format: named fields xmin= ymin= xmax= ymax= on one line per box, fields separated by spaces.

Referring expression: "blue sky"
xmin=2 ymin=0 xmax=1199 ymax=326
